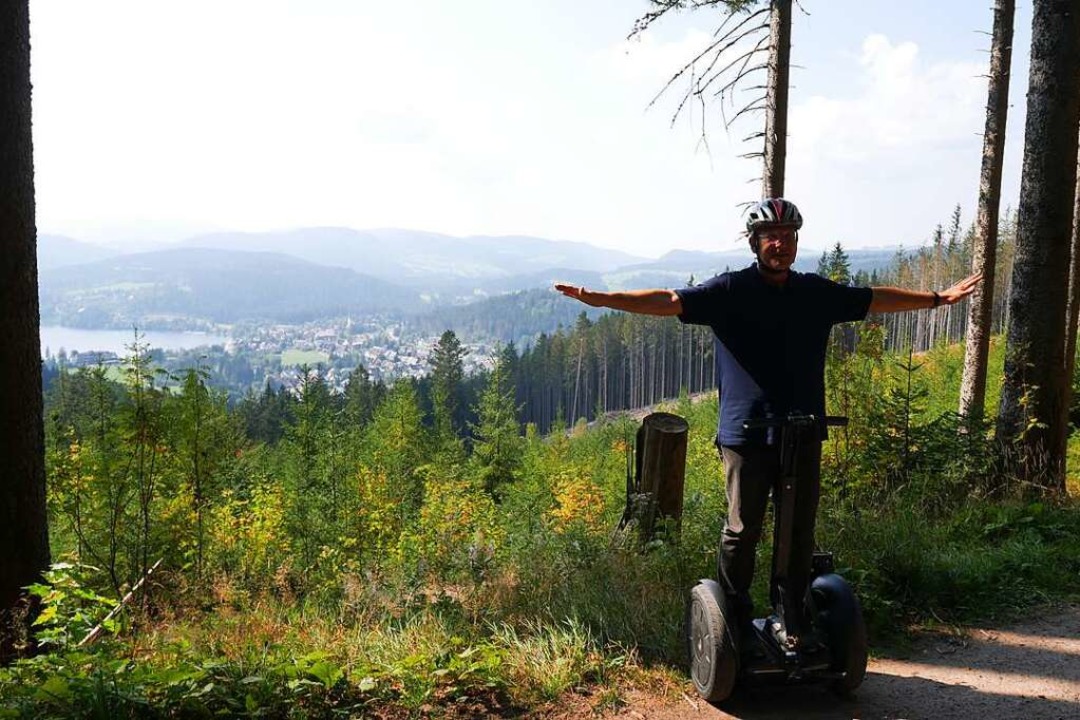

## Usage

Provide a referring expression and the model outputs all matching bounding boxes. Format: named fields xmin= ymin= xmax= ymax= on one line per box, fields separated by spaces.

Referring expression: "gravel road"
xmin=601 ymin=605 xmax=1080 ymax=720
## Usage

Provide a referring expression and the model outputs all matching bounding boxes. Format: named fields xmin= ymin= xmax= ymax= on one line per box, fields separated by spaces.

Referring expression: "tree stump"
xmin=622 ymin=412 xmax=689 ymax=542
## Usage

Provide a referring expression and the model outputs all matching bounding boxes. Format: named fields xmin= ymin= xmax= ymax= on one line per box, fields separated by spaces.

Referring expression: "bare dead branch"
xmin=660 ymin=61 xmax=698 ymax=128
xmin=716 ymin=63 xmax=769 ymax=103
xmin=695 ymin=94 xmax=715 ymax=162
xmin=719 ymin=86 xmax=764 ymax=130
xmin=715 ymin=32 xmax=771 ymax=104
xmin=710 ymin=5 xmax=769 ymax=39
xmin=629 ymin=5 xmax=676 ymax=39
xmin=691 ymin=35 xmax=770 ymax=99
xmin=691 ymin=34 xmax=768 ymax=99
xmin=727 ymin=98 xmax=767 ymax=125
xmin=634 ymin=2 xmax=774 ymax=152
xmin=646 ymin=17 xmax=768 ymax=112
xmin=79 ymin=558 xmax=163 ymax=647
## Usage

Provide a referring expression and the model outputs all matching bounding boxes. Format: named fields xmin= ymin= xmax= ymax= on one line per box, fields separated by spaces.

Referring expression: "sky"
xmin=29 ymin=0 xmax=1033 ymax=259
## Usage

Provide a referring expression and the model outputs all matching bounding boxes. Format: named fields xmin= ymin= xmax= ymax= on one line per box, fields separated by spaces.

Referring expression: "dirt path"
xmin=576 ymin=605 xmax=1080 ymax=720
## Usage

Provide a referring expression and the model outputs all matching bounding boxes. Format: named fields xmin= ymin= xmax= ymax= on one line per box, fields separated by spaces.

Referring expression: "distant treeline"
xmin=402 ymin=287 xmax=606 ymax=350
xmin=859 ymin=206 xmax=1015 ymax=355
xmin=41 ymin=206 xmax=1017 ymax=439
xmin=501 ymin=205 xmax=1016 ymax=433
xmin=503 ymin=314 xmax=717 ymax=433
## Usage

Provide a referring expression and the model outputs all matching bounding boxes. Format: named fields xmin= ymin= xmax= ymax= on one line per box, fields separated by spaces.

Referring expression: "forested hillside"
xmin=7 ymin=0 xmax=1080 ymax=716
xmin=40 ymin=249 xmax=425 ymax=328
xmin=5 ymin=319 xmax=1080 ymax=715
xmin=37 ymin=236 xmax=911 ymax=332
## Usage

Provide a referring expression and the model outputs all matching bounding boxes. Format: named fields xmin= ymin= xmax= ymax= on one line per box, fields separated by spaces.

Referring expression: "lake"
xmin=40 ymin=326 xmax=229 ymax=357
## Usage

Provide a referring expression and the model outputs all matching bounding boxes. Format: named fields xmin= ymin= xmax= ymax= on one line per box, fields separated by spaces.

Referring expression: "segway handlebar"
xmin=742 ymin=414 xmax=848 ymax=430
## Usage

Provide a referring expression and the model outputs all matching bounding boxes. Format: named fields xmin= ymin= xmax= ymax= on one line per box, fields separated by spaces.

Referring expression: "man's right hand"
xmin=554 ymin=283 xmax=604 ymax=307
xmin=554 ymin=283 xmax=684 ymax=316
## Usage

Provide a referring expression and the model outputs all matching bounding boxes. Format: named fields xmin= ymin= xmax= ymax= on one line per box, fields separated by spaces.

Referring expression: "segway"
xmin=687 ymin=413 xmax=868 ymax=702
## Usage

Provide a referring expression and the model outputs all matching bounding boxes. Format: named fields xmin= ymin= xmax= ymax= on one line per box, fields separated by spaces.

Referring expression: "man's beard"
xmin=756 ymin=252 xmax=788 ymax=275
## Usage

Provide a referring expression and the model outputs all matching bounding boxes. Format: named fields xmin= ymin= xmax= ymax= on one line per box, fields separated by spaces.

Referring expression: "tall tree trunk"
xmin=996 ymin=0 xmax=1080 ymax=493
xmin=1064 ymin=155 xmax=1080 ymax=394
xmin=762 ymin=0 xmax=791 ymax=198
xmin=960 ymin=0 xmax=1016 ymax=421
xmin=0 ymin=0 xmax=50 ymax=660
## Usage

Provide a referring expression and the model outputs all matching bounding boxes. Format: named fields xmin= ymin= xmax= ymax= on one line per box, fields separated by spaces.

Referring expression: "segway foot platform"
xmin=738 ymin=616 xmax=844 ymax=683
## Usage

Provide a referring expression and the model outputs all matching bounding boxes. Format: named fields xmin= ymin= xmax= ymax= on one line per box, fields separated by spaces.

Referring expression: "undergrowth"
xmin=4 ymin=335 xmax=1080 ymax=717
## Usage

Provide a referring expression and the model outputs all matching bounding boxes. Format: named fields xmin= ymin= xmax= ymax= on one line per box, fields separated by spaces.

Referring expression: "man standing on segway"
xmin=555 ymin=198 xmax=980 ymax=661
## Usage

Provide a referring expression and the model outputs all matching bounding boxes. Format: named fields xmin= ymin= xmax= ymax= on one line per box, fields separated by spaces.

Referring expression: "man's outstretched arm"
xmin=869 ymin=273 xmax=982 ymax=314
xmin=554 ymin=283 xmax=683 ymax=316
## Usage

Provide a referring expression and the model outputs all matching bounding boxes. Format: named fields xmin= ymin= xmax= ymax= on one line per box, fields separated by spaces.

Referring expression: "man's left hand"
xmin=938 ymin=273 xmax=982 ymax=305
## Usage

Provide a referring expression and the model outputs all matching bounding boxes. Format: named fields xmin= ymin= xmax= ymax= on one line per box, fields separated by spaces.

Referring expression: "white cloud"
xmin=600 ymin=28 xmax=717 ymax=85
xmin=28 ymin=1 xmax=1023 ymax=259
xmin=780 ymin=34 xmax=998 ymax=249
xmin=791 ymin=34 xmax=985 ymax=163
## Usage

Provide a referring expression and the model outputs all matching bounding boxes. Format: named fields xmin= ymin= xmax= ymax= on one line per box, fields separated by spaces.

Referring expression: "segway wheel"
xmin=686 ymin=580 xmax=738 ymax=702
xmin=810 ymin=573 xmax=868 ymax=694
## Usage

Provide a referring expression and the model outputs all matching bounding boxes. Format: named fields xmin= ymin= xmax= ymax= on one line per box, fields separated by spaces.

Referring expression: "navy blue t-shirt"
xmin=675 ymin=264 xmax=873 ymax=446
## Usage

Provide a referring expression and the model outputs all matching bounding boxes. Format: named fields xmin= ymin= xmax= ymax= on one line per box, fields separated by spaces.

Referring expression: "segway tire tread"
xmin=830 ymin=606 xmax=868 ymax=695
xmin=810 ymin=573 xmax=868 ymax=695
xmin=687 ymin=582 xmax=738 ymax=703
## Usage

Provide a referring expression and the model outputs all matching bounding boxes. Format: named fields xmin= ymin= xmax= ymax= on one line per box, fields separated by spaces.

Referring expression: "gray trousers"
xmin=718 ymin=441 xmax=822 ymax=622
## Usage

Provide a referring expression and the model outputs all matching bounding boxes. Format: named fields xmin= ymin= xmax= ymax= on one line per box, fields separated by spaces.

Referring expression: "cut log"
xmin=624 ymin=412 xmax=689 ymax=541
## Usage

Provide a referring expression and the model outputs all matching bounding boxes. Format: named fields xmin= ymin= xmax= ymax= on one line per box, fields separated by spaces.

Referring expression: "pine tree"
xmin=343 ymin=364 xmax=384 ymax=429
xmin=470 ymin=356 xmax=524 ymax=498
xmin=429 ymin=330 xmax=465 ymax=445
xmin=281 ymin=367 xmax=337 ymax=569
xmin=823 ymin=242 xmax=852 ymax=284
xmin=365 ymin=380 xmax=428 ymax=520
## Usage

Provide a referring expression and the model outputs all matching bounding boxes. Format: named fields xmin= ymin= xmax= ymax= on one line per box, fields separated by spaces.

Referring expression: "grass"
xmin=281 ymin=349 xmax=330 ymax=367
xmin=1067 ymin=432 xmax=1080 ymax=496
xmin=0 ymin=596 xmax=625 ymax=717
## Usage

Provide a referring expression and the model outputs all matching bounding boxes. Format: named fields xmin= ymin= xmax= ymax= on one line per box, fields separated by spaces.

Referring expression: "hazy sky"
xmin=30 ymin=1 xmax=1032 ymax=258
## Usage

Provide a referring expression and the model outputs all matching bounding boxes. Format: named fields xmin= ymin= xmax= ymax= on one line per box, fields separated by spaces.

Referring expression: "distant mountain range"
xmin=37 ymin=229 xmax=905 ymax=331
xmin=38 ymin=234 xmax=117 ymax=270
xmin=177 ymin=228 xmax=645 ymax=294
xmin=40 ymin=247 xmax=419 ymax=328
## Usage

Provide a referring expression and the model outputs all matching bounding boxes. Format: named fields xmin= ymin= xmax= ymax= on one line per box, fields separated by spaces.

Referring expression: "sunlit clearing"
xmin=872 ymin=659 xmax=1080 ymax=703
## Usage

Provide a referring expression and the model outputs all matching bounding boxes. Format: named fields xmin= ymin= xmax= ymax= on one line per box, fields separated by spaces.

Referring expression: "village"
xmin=226 ymin=317 xmax=498 ymax=390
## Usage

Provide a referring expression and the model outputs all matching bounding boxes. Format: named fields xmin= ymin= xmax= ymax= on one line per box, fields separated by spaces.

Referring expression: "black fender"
xmin=810 ymin=573 xmax=868 ymax=692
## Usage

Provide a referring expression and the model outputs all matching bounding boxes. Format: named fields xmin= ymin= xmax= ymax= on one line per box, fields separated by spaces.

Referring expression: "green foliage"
xmin=26 ymin=564 xmax=118 ymax=650
xmin=429 ymin=329 xmax=466 ymax=446
xmin=822 ymin=498 xmax=1080 ymax=638
xmin=396 ymin=466 xmax=504 ymax=584
xmin=342 ymin=364 xmax=385 ymax=429
xmin=818 ymin=242 xmax=852 ymax=284
xmin=364 ymin=379 xmax=428 ymax=523
xmin=24 ymin=325 xmax=1080 ymax=718
xmin=470 ymin=354 xmax=525 ymax=497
